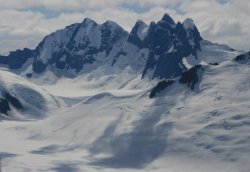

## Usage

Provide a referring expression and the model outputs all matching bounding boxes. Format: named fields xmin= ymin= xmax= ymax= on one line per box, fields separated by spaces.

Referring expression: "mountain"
xmin=141 ymin=16 xmax=202 ymax=79
xmin=0 ymin=18 xmax=128 ymax=77
xmin=0 ymin=13 xmax=249 ymax=172
xmin=0 ymin=13 xmax=236 ymax=81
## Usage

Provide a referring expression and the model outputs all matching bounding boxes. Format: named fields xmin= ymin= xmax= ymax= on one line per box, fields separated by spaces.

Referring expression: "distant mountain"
xmin=0 ymin=14 xmax=237 ymax=80
xmin=234 ymin=51 xmax=250 ymax=63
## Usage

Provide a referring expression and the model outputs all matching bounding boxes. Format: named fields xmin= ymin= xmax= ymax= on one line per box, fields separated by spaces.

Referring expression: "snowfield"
xmin=0 ymin=54 xmax=250 ymax=172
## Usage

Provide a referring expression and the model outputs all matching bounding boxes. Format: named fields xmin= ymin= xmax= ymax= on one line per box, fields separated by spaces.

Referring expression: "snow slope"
xmin=182 ymin=40 xmax=240 ymax=69
xmin=0 ymin=57 xmax=250 ymax=171
xmin=0 ymin=69 xmax=65 ymax=119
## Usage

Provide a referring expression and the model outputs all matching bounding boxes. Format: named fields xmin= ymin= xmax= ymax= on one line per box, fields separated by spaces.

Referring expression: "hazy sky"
xmin=0 ymin=0 xmax=249 ymax=54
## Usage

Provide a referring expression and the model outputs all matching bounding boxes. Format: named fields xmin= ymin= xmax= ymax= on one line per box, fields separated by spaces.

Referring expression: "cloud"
xmin=0 ymin=9 xmax=87 ymax=53
xmin=0 ymin=0 xmax=125 ymax=11
xmin=0 ymin=0 xmax=249 ymax=54
xmin=176 ymin=0 xmax=250 ymax=50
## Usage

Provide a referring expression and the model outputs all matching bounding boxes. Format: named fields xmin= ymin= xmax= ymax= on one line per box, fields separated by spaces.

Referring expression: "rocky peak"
xmin=82 ymin=18 xmax=97 ymax=26
xmin=160 ymin=13 xmax=176 ymax=25
xmin=127 ymin=20 xmax=149 ymax=47
xmin=142 ymin=14 xmax=203 ymax=79
xmin=0 ymin=14 xmax=204 ymax=81
xmin=131 ymin=20 xmax=148 ymax=36
xmin=182 ymin=18 xmax=202 ymax=51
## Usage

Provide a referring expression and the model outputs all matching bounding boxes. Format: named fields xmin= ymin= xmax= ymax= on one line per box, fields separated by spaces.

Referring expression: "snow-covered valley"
xmin=1 ymin=57 xmax=250 ymax=171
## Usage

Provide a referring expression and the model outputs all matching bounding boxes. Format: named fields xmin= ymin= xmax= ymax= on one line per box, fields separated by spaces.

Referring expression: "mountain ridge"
xmin=0 ymin=13 xmax=209 ymax=80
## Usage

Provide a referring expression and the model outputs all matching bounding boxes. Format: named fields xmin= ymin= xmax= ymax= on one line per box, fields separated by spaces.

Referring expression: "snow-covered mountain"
xmin=0 ymin=13 xmax=249 ymax=172
xmin=0 ymin=13 xmax=235 ymax=81
xmin=0 ymin=18 xmax=128 ymax=77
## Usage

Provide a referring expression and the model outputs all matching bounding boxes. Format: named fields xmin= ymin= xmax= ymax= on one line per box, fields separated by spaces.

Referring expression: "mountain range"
xmin=0 ymin=14 xmax=210 ymax=80
xmin=0 ymin=13 xmax=249 ymax=172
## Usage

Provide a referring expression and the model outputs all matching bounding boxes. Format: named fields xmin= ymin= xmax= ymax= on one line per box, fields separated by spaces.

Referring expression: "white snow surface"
xmin=183 ymin=18 xmax=195 ymax=30
xmin=0 ymin=69 xmax=65 ymax=119
xmin=0 ymin=44 xmax=250 ymax=172
xmin=136 ymin=21 xmax=149 ymax=41
xmin=183 ymin=40 xmax=241 ymax=69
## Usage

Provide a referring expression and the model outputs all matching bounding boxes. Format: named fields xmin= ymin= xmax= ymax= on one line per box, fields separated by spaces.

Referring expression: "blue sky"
xmin=0 ymin=0 xmax=248 ymax=54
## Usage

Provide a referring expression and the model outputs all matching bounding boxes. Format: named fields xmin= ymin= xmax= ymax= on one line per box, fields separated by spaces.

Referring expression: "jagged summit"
xmin=128 ymin=20 xmax=149 ymax=44
xmin=132 ymin=20 xmax=148 ymax=33
xmin=0 ymin=13 xmax=235 ymax=81
xmin=102 ymin=20 xmax=121 ymax=28
xmin=82 ymin=17 xmax=96 ymax=24
xmin=140 ymin=14 xmax=203 ymax=79
xmin=160 ymin=13 xmax=176 ymax=25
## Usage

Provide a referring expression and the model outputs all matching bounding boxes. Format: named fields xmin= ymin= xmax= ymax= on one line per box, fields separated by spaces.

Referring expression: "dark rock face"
xmin=0 ymin=92 xmax=23 ymax=115
xmin=26 ymin=73 xmax=32 ymax=78
xmin=32 ymin=60 xmax=47 ymax=74
xmin=209 ymin=62 xmax=219 ymax=66
xmin=149 ymin=80 xmax=175 ymax=98
xmin=150 ymin=64 xmax=203 ymax=98
xmin=0 ymin=48 xmax=33 ymax=69
xmin=0 ymin=98 xmax=10 ymax=115
xmin=100 ymin=21 xmax=128 ymax=56
xmin=179 ymin=65 xmax=203 ymax=90
xmin=142 ymin=15 xmax=202 ymax=79
xmin=127 ymin=20 xmax=147 ymax=49
xmin=234 ymin=52 xmax=250 ymax=63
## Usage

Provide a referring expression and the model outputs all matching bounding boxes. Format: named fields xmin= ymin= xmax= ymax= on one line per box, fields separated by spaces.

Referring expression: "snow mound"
xmin=0 ymin=70 xmax=65 ymax=119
